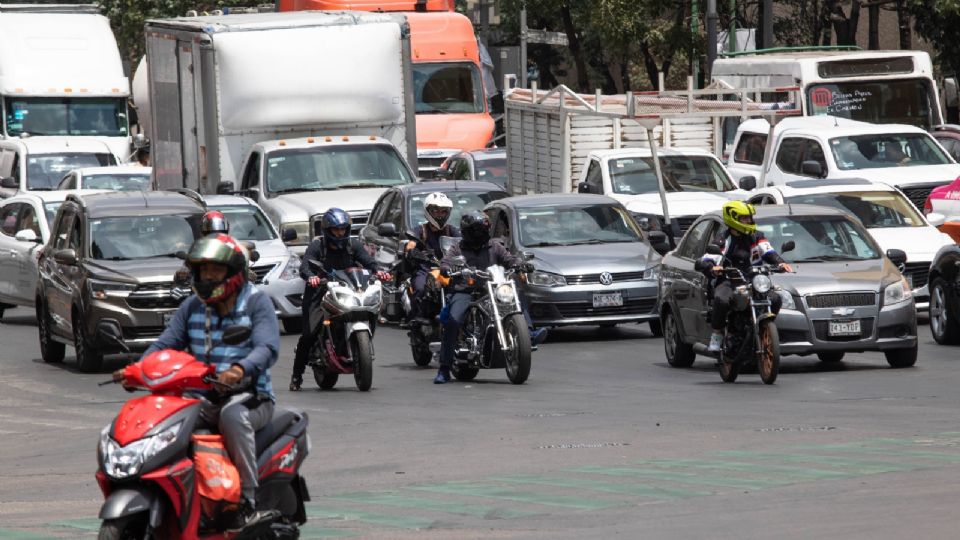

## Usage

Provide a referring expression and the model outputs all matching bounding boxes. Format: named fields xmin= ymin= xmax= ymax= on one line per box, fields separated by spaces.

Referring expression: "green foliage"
xmin=909 ymin=0 xmax=960 ymax=78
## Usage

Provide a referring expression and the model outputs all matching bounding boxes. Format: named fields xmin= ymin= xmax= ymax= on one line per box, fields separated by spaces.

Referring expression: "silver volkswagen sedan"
xmin=484 ymin=194 xmax=663 ymax=332
xmin=659 ymin=204 xmax=918 ymax=369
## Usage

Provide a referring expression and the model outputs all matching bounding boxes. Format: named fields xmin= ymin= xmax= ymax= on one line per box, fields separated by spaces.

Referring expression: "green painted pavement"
xmin=306 ymin=506 xmax=436 ymax=529
xmin=641 ymin=458 xmax=856 ymax=481
xmin=297 ymin=523 xmax=359 ymax=538
xmin=52 ymin=518 xmax=100 ymax=532
xmin=0 ymin=530 xmax=66 ymax=540
xmin=573 ymin=465 xmax=794 ymax=490
xmin=330 ymin=491 xmax=537 ymax=519
xmin=408 ymin=482 xmax=623 ymax=510
xmin=792 ymin=444 xmax=960 ymax=462
xmin=489 ymin=474 xmax=710 ymax=500
xmin=717 ymin=451 xmax=924 ymax=475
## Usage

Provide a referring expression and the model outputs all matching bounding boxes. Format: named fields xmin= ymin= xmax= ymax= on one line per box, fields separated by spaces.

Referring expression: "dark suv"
xmin=36 ymin=192 xmax=205 ymax=371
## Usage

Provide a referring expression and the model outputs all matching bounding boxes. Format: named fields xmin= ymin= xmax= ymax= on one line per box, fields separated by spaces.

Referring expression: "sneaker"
xmin=530 ymin=327 xmax=549 ymax=346
xmin=433 ymin=366 xmax=451 ymax=384
xmin=707 ymin=332 xmax=723 ymax=353
xmin=225 ymin=499 xmax=276 ymax=533
xmin=289 ymin=375 xmax=302 ymax=392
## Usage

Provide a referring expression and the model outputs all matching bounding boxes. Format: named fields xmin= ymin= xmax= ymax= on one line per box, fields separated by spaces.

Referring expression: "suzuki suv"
xmin=36 ymin=192 xmax=205 ymax=371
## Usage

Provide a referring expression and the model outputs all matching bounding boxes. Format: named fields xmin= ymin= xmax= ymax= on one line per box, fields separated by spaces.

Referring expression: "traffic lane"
xmin=0 ymin=308 xmax=958 ymax=537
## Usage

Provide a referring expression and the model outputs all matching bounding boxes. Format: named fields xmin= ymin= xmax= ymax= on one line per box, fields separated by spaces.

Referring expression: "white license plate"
xmin=593 ymin=292 xmax=623 ymax=308
xmin=162 ymin=311 xmax=176 ymax=327
xmin=828 ymin=319 xmax=861 ymax=336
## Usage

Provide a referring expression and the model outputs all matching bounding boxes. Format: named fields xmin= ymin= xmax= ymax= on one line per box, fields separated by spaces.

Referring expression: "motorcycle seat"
xmin=255 ymin=408 xmax=301 ymax=455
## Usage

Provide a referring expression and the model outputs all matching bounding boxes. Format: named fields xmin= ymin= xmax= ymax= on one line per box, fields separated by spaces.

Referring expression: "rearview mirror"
xmin=54 ymin=248 xmax=77 ymax=265
xmin=800 ymin=161 xmax=824 ymax=178
xmin=281 ymin=228 xmax=298 ymax=242
xmin=221 ymin=325 xmax=252 ymax=345
xmin=705 ymin=243 xmax=723 ymax=256
xmin=15 ymin=229 xmax=39 ymax=243
xmin=886 ymin=248 xmax=908 ymax=267
xmin=378 ymin=223 xmax=398 ymax=237
xmin=739 ymin=175 xmax=757 ymax=191
xmin=216 ymin=181 xmax=234 ymax=195
xmin=175 ymin=250 xmax=188 ymax=260
xmin=780 ymin=240 xmax=795 ymax=254
xmin=1 ymin=176 xmax=18 ymax=189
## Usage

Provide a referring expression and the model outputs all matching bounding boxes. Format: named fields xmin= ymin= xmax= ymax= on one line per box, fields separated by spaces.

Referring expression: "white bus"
xmin=712 ymin=49 xmax=943 ymax=130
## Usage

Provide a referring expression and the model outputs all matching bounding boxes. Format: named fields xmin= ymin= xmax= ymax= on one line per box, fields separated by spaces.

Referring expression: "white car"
xmin=0 ymin=137 xmax=120 ymax=198
xmin=202 ymin=195 xmax=305 ymax=333
xmin=748 ymin=178 xmax=954 ymax=310
xmin=0 ymin=190 xmax=108 ymax=317
xmin=57 ymin=165 xmax=152 ymax=192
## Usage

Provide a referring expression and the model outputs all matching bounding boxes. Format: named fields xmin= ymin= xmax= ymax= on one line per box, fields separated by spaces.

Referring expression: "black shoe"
xmin=225 ymin=499 xmax=277 ymax=534
xmin=289 ymin=375 xmax=302 ymax=392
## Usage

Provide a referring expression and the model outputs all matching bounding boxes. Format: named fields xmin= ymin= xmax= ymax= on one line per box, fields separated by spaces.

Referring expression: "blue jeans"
xmin=440 ymin=292 xmax=472 ymax=368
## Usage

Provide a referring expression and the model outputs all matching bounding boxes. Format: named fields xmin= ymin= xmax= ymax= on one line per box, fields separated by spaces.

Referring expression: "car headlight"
xmin=631 ymin=212 xmax=665 ymax=232
xmin=883 ymin=276 xmax=913 ymax=307
xmin=279 ymin=254 xmax=302 ymax=281
xmin=100 ymin=421 xmax=182 ymax=479
xmin=495 ymin=283 xmax=517 ymax=303
xmin=280 ymin=222 xmax=310 ymax=246
xmin=642 ymin=265 xmax=660 ymax=280
xmin=528 ymin=270 xmax=566 ymax=287
xmin=752 ymin=274 xmax=772 ymax=294
xmin=88 ymin=279 xmax=137 ymax=300
xmin=777 ymin=289 xmax=796 ymax=310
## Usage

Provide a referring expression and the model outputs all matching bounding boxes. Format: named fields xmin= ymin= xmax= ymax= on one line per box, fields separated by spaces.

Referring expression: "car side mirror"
xmin=378 ymin=222 xmax=398 ymax=237
xmin=15 ymin=229 xmax=39 ymax=243
xmin=705 ymin=243 xmax=723 ymax=256
xmin=435 ymin=168 xmax=450 ymax=180
xmin=739 ymin=175 xmax=757 ymax=191
xmin=282 ymin=228 xmax=298 ymax=242
xmin=1 ymin=176 xmax=18 ymax=189
xmin=221 ymin=325 xmax=252 ymax=345
xmin=926 ymin=212 xmax=946 ymax=228
xmin=801 ymin=161 xmax=824 ymax=178
xmin=216 ymin=181 xmax=234 ymax=195
xmin=886 ymin=248 xmax=907 ymax=267
xmin=54 ymin=248 xmax=77 ymax=265
xmin=577 ymin=182 xmax=589 ymax=194
xmin=780 ymin=240 xmax=795 ymax=253
xmin=648 ymin=230 xmax=670 ymax=255
xmin=175 ymin=250 xmax=188 ymax=260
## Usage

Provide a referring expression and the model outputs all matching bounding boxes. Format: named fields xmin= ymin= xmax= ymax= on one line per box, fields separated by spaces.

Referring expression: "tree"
xmin=909 ymin=0 xmax=960 ymax=78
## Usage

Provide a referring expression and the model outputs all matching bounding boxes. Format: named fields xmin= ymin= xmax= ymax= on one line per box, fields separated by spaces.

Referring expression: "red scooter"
xmin=95 ymin=325 xmax=310 ymax=540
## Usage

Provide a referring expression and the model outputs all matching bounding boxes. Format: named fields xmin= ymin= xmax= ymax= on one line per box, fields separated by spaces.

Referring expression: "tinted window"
xmin=407 ymin=190 xmax=507 ymax=230
xmin=584 ymin=159 xmax=603 ymax=192
xmin=0 ymin=203 xmax=20 ymax=236
xmin=18 ymin=204 xmax=40 ymax=236
xmin=785 ymin=191 xmax=925 ymax=228
xmin=517 ymin=204 xmax=642 ymax=247
xmin=829 ymin=133 xmax=950 ymax=170
xmin=733 ymin=133 xmax=767 ymax=165
xmin=413 ymin=62 xmax=484 ymax=114
xmin=90 ymin=214 xmax=199 ymax=260
xmin=678 ymin=220 xmax=714 ymax=259
xmin=212 ymin=205 xmax=277 ymax=241
xmin=82 ymin=173 xmax=151 ymax=191
xmin=806 ymin=79 xmax=935 ymax=129
xmin=756 ymin=215 xmax=879 ymax=262
xmin=52 ymin=211 xmax=74 ymax=249
xmin=4 ymin=97 xmax=128 ymax=137
xmin=776 ymin=138 xmax=824 ymax=175
xmin=475 ymin=157 xmax=507 ymax=187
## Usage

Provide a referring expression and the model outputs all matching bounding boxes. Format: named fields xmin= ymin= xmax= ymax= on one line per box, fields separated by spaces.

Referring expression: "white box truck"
xmin=0 ymin=4 xmax=132 ymax=162
xmin=140 ymin=11 xmax=418 ymax=249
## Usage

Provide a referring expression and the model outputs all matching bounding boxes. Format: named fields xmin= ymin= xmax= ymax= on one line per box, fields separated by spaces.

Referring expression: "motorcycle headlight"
xmin=777 ymin=289 xmax=796 ymax=310
xmin=363 ymin=284 xmax=382 ymax=307
xmin=883 ymin=276 xmax=913 ymax=307
xmin=752 ymin=274 xmax=772 ymax=294
xmin=334 ymin=290 xmax=360 ymax=308
xmin=280 ymin=222 xmax=310 ymax=246
xmin=88 ymin=279 xmax=137 ymax=300
xmin=642 ymin=265 xmax=660 ymax=280
xmin=527 ymin=270 xmax=566 ymax=287
xmin=101 ymin=421 xmax=182 ymax=479
xmin=495 ymin=283 xmax=517 ymax=303
xmin=279 ymin=255 xmax=302 ymax=281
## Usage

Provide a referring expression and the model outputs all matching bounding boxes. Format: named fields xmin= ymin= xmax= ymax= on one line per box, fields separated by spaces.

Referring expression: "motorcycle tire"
xmin=411 ymin=342 xmax=432 ymax=367
xmin=451 ymin=363 xmax=479 ymax=381
xmin=313 ymin=366 xmax=339 ymax=390
xmin=352 ymin=332 xmax=374 ymax=391
xmin=98 ymin=516 xmax=146 ymax=540
xmin=758 ymin=320 xmax=780 ymax=385
xmin=502 ymin=313 xmax=532 ymax=385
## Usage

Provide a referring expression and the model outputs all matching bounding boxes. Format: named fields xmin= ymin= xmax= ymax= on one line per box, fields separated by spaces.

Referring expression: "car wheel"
xmin=648 ymin=319 xmax=663 ymax=337
xmin=37 ymin=300 xmax=65 ymax=364
xmin=817 ymin=352 xmax=845 ymax=363
xmin=885 ymin=346 xmax=917 ymax=368
xmin=663 ymin=308 xmax=694 ymax=368
xmin=929 ymin=277 xmax=960 ymax=345
xmin=282 ymin=317 xmax=303 ymax=335
xmin=73 ymin=310 xmax=103 ymax=373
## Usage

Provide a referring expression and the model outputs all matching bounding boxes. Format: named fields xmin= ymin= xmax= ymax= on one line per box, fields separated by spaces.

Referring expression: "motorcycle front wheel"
xmin=758 ymin=320 xmax=780 ymax=385
xmin=502 ymin=313 xmax=532 ymax=385
xmin=352 ymin=332 xmax=374 ymax=391
xmin=98 ymin=516 xmax=147 ymax=540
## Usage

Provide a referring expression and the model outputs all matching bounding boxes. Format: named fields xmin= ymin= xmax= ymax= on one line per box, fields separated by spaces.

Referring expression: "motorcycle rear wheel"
xmin=313 ymin=366 xmax=339 ymax=389
xmin=352 ymin=332 xmax=374 ymax=391
xmin=98 ymin=516 xmax=146 ymax=540
xmin=758 ymin=320 xmax=780 ymax=385
xmin=410 ymin=341 xmax=432 ymax=367
xmin=502 ymin=313 xmax=532 ymax=385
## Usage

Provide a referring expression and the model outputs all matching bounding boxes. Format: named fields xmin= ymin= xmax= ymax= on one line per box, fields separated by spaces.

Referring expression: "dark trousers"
xmin=711 ymin=281 xmax=782 ymax=331
xmin=439 ymin=292 xmax=472 ymax=368
xmin=410 ymin=270 xmax=429 ymax=318
xmin=292 ymin=302 xmax=314 ymax=378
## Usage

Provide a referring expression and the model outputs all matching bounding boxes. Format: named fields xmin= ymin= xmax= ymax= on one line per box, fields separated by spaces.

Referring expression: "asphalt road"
xmin=1 ymin=307 xmax=959 ymax=539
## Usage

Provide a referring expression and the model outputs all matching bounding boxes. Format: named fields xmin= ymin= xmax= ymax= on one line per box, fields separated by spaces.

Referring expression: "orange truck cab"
xmin=287 ymin=2 xmax=495 ymax=177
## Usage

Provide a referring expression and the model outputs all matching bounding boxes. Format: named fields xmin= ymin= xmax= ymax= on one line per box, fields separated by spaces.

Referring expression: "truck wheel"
xmin=73 ymin=310 xmax=103 ymax=373
xmin=930 ymin=278 xmax=960 ymax=345
xmin=38 ymin=300 xmax=65 ymax=364
xmin=663 ymin=308 xmax=694 ymax=368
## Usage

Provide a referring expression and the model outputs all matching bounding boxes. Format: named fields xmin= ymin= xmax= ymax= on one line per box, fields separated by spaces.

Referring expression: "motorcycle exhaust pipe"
xmin=692 ymin=342 xmax=720 ymax=359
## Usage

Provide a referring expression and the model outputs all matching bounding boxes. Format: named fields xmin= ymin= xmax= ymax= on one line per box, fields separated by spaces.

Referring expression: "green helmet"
xmin=721 ymin=201 xmax=757 ymax=235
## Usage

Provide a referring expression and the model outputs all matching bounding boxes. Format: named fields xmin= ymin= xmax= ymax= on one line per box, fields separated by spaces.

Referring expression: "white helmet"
xmin=423 ymin=192 xmax=454 ymax=229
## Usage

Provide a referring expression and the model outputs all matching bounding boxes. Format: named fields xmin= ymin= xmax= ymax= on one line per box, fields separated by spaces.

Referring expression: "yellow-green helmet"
xmin=722 ymin=201 xmax=757 ymax=235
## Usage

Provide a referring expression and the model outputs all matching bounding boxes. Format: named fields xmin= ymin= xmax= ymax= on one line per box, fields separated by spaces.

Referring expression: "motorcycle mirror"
xmin=378 ymin=223 xmax=398 ymax=237
xmin=705 ymin=243 xmax=723 ymax=255
xmin=780 ymin=240 xmax=796 ymax=253
xmin=241 ymin=241 xmax=260 ymax=263
xmin=221 ymin=325 xmax=252 ymax=345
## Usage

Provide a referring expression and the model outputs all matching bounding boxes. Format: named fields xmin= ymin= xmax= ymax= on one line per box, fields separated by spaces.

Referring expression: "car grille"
xmin=251 ymin=263 xmax=278 ymax=284
xmin=311 ymin=211 xmax=369 ymax=238
xmin=805 ymin=292 xmax=876 ymax=309
xmin=898 ymin=183 xmax=947 ymax=211
xmin=901 ymin=262 xmax=930 ymax=290
xmin=123 ymin=326 xmax=165 ymax=340
xmin=126 ymin=282 xmax=191 ymax=310
xmin=564 ymin=271 xmax=647 ymax=285
xmin=554 ymin=297 xmax=657 ymax=318
xmin=813 ymin=318 xmax=875 ymax=341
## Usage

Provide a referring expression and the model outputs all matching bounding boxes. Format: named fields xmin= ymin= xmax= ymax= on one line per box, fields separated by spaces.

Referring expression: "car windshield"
xmin=90 ymin=214 xmax=199 ymax=260
xmin=413 ymin=62 xmax=485 ymax=114
xmin=475 ymin=157 xmax=507 ymax=187
xmin=265 ymin=146 xmax=413 ymax=193
xmin=28 ymin=153 xmax=116 ymax=190
xmin=518 ymin=204 xmax=643 ymax=247
xmin=211 ymin=205 xmax=277 ymax=241
xmin=608 ymin=155 xmax=736 ymax=195
xmin=829 ymin=133 xmax=950 ymax=170
xmin=756 ymin=215 xmax=880 ymax=263
xmin=44 ymin=202 xmax=62 ymax=224
xmin=407 ymin=190 xmax=507 ymax=230
xmin=81 ymin=173 xmax=151 ymax=191
xmin=4 ymin=97 xmax=128 ymax=137
xmin=785 ymin=191 xmax=925 ymax=228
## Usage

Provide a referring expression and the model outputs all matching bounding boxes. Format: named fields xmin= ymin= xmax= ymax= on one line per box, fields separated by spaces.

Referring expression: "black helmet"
xmin=321 ymin=207 xmax=351 ymax=249
xmin=460 ymin=210 xmax=490 ymax=250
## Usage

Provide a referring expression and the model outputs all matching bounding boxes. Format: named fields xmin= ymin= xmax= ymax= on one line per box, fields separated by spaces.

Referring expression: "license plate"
xmin=162 ymin=311 xmax=176 ymax=327
xmin=592 ymin=292 xmax=623 ymax=308
xmin=828 ymin=319 xmax=861 ymax=336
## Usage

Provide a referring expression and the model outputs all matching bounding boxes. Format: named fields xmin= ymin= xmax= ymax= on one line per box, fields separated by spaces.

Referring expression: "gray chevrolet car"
xmin=484 ymin=194 xmax=665 ymax=331
xmin=36 ymin=192 xmax=205 ymax=372
xmin=659 ymin=204 xmax=918 ymax=369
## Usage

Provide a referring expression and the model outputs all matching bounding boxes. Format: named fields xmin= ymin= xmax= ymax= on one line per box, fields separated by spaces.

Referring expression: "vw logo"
xmin=599 ymin=272 xmax=614 ymax=286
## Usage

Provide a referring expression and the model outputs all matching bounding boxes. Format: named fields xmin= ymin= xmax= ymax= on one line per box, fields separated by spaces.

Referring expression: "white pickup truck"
xmin=575 ymin=148 xmax=746 ymax=239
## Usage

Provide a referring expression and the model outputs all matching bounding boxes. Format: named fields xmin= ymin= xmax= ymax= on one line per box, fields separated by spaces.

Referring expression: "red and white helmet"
xmin=423 ymin=192 xmax=453 ymax=229
xmin=201 ymin=210 xmax=229 ymax=236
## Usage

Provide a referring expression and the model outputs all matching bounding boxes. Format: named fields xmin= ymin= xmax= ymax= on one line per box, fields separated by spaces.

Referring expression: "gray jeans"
xmin=198 ymin=393 xmax=274 ymax=504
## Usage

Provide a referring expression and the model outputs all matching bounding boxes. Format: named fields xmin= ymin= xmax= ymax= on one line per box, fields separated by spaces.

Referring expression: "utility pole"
xmin=728 ymin=0 xmax=736 ymax=53
xmin=691 ymin=0 xmax=699 ymax=88
xmin=706 ymin=0 xmax=718 ymax=79
xmin=520 ymin=5 xmax=527 ymax=88
xmin=478 ymin=0 xmax=489 ymax=48
xmin=762 ymin=0 xmax=773 ymax=49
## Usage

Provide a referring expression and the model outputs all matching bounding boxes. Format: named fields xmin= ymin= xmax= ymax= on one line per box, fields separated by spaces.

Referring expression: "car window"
xmin=733 ymin=133 xmax=767 ymax=165
xmin=407 ymin=190 xmax=508 ymax=231
xmin=90 ymin=214 xmax=199 ymax=260
xmin=584 ymin=159 xmax=603 ymax=193
xmin=776 ymin=137 xmax=825 ymax=175
xmin=677 ymin=219 xmax=714 ymax=259
xmin=212 ymin=205 xmax=277 ymax=241
xmin=756 ymin=215 xmax=879 ymax=262
xmin=67 ymin=215 xmax=82 ymax=252
xmin=0 ymin=202 xmax=21 ymax=236
xmin=17 ymin=204 xmax=40 ymax=236
xmin=488 ymin=207 xmax=510 ymax=241
xmin=451 ymin=159 xmax=471 ymax=180
xmin=517 ymin=204 xmax=642 ymax=247
xmin=475 ymin=157 xmax=507 ymax=187
xmin=368 ymin=191 xmax=394 ymax=228
xmin=83 ymin=173 xmax=151 ymax=191
xmin=53 ymin=210 xmax=75 ymax=250
xmin=609 ymin=155 xmax=736 ymax=194
xmin=381 ymin=192 xmax=403 ymax=231
xmin=242 ymin=151 xmax=261 ymax=188
xmin=785 ymin=190 xmax=925 ymax=228
xmin=26 ymin=153 xmax=115 ymax=190
xmin=829 ymin=133 xmax=951 ymax=170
